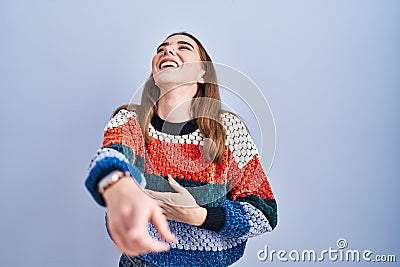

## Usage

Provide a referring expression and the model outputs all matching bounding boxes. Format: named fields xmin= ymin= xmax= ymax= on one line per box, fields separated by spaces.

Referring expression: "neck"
xmin=157 ymin=84 xmax=197 ymax=122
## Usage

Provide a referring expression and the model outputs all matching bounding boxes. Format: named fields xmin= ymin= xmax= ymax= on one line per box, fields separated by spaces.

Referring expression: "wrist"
xmin=98 ymin=170 xmax=130 ymax=195
xmin=102 ymin=176 xmax=143 ymax=205
xmin=192 ymin=207 xmax=207 ymax=226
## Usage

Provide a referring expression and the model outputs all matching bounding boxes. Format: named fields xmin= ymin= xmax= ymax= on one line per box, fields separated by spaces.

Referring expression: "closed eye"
xmin=179 ymin=45 xmax=192 ymax=51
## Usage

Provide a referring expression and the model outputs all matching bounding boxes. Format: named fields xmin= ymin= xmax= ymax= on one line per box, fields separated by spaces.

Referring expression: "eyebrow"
xmin=177 ymin=41 xmax=195 ymax=49
xmin=157 ymin=40 xmax=195 ymax=51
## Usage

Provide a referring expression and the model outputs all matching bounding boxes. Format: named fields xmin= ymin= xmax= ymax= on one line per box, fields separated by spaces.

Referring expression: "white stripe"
xmin=146 ymin=202 xmax=271 ymax=251
xmin=149 ymin=124 xmax=204 ymax=145
xmin=104 ymin=109 xmax=136 ymax=131
xmin=88 ymin=147 xmax=129 ymax=172
xmin=222 ymin=113 xmax=259 ymax=169
xmin=148 ymin=221 xmax=245 ymax=251
xmin=238 ymin=202 xmax=272 ymax=239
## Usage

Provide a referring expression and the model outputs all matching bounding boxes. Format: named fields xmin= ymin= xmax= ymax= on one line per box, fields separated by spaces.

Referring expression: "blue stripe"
xmin=218 ymin=200 xmax=251 ymax=238
xmin=85 ymin=157 xmax=143 ymax=206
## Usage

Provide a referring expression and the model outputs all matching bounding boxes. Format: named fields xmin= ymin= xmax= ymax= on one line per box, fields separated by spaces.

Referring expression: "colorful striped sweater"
xmin=85 ymin=109 xmax=277 ymax=267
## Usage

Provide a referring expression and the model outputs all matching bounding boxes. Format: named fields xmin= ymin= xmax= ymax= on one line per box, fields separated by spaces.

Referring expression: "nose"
xmin=164 ymin=45 xmax=175 ymax=56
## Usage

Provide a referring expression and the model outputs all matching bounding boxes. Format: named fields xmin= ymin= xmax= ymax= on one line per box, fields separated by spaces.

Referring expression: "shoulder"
xmin=220 ymin=111 xmax=251 ymax=140
xmin=221 ymin=111 xmax=245 ymax=131
xmin=220 ymin=111 xmax=258 ymax=168
xmin=104 ymin=106 xmax=137 ymax=131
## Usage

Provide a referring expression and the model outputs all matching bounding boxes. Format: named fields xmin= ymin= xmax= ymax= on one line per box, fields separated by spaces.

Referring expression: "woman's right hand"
xmin=102 ymin=177 xmax=177 ymax=257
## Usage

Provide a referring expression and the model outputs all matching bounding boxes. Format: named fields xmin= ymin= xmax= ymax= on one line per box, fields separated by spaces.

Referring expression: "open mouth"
xmin=159 ymin=60 xmax=179 ymax=70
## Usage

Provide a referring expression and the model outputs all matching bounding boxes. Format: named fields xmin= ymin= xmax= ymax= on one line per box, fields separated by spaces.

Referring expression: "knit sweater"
xmin=85 ymin=109 xmax=278 ymax=267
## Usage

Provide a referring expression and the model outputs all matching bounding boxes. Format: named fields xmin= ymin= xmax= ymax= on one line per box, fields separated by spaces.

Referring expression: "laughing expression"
xmin=152 ymin=35 xmax=202 ymax=75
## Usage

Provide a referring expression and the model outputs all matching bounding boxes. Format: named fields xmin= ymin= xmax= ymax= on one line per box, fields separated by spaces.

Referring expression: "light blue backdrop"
xmin=1 ymin=0 xmax=399 ymax=266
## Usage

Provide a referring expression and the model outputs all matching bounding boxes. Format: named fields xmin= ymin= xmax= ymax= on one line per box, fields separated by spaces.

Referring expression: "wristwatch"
xmin=98 ymin=170 xmax=131 ymax=194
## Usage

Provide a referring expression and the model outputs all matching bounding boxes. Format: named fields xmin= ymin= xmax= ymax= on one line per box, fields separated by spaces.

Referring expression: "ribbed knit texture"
xmin=85 ymin=109 xmax=278 ymax=266
xmin=200 ymin=207 xmax=226 ymax=231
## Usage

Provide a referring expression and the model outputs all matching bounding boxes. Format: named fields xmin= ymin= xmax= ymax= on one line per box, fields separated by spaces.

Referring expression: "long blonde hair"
xmin=114 ymin=32 xmax=226 ymax=163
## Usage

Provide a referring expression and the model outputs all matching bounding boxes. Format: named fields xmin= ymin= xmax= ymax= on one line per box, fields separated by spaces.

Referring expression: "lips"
xmin=159 ymin=58 xmax=180 ymax=70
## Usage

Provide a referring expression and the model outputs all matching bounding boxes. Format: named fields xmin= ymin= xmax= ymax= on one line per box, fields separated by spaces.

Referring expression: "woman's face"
xmin=152 ymin=34 xmax=202 ymax=76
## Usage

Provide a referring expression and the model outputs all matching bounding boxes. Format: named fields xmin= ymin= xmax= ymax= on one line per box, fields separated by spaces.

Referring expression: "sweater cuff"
xmin=199 ymin=207 xmax=226 ymax=231
xmin=85 ymin=156 xmax=145 ymax=207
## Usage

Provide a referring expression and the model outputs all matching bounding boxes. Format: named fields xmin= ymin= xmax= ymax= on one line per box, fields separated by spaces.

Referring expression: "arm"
xmin=84 ymin=109 xmax=176 ymax=256
xmin=144 ymin=156 xmax=276 ymax=237
xmin=145 ymin=175 xmax=207 ymax=227
xmin=215 ymin=114 xmax=278 ymax=239
xmin=85 ymin=109 xmax=145 ymax=206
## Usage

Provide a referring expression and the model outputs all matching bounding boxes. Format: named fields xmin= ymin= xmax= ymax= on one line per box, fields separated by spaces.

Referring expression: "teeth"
xmin=160 ymin=61 xmax=178 ymax=69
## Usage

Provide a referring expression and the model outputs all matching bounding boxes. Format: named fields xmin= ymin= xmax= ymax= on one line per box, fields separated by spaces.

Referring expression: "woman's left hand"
xmin=145 ymin=175 xmax=207 ymax=226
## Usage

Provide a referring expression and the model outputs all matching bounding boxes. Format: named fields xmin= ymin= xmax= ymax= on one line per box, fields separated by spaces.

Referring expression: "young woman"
xmin=85 ymin=32 xmax=277 ymax=267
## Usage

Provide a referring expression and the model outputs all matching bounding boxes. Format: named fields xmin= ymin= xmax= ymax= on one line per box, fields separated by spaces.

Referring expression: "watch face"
xmin=99 ymin=171 xmax=130 ymax=194
xmin=111 ymin=173 xmax=120 ymax=182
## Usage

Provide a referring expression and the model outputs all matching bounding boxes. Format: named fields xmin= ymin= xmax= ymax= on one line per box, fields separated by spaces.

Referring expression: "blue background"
xmin=1 ymin=0 xmax=399 ymax=266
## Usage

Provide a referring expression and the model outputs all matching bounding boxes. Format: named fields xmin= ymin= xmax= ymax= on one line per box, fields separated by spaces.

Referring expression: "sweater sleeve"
xmin=84 ymin=109 xmax=146 ymax=206
xmin=216 ymin=113 xmax=278 ymax=239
